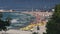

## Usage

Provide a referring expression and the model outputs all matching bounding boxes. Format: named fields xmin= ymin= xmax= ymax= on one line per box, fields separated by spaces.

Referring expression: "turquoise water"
xmin=2 ymin=12 xmax=36 ymax=29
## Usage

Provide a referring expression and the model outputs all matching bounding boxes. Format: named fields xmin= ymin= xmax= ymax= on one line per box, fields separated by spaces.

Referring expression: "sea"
xmin=1 ymin=12 xmax=36 ymax=29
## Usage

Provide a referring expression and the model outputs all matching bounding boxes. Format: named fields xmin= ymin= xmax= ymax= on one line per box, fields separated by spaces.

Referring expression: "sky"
xmin=0 ymin=0 xmax=60 ymax=10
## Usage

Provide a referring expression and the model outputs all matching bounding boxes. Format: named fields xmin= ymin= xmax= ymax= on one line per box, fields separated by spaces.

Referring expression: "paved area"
xmin=32 ymin=25 xmax=46 ymax=34
xmin=0 ymin=25 xmax=46 ymax=34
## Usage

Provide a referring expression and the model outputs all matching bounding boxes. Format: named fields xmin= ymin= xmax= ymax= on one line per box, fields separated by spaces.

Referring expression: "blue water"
xmin=2 ymin=12 xmax=36 ymax=29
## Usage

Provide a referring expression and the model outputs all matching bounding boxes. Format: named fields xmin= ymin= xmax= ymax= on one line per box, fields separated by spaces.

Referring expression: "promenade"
xmin=0 ymin=24 xmax=46 ymax=34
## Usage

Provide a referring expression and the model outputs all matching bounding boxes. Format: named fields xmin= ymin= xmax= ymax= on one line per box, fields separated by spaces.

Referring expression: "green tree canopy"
xmin=46 ymin=4 xmax=60 ymax=34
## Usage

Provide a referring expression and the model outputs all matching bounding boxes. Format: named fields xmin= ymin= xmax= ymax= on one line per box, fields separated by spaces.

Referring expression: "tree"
xmin=0 ymin=13 xmax=11 ymax=31
xmin=0 ymin=12 xmax=3 ymax=19
xmin=0 ymin=19 xmax=4 ymax=31
xmin=46 ymin=4 xmax=60 ymax=34
xmin=6 ymin=16 xmax=12 ymax=26
xmin=0 ymin=12 xmax=3 ymax=31
xmin=32 ymin=32 xmax=38 ymax=34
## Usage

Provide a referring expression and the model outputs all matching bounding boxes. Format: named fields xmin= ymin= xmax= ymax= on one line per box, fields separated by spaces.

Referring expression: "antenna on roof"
xmin=44 ymin=5 xmax=47 ymax=10
xmin=32 ymin=8 xmax=33 ymax=12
